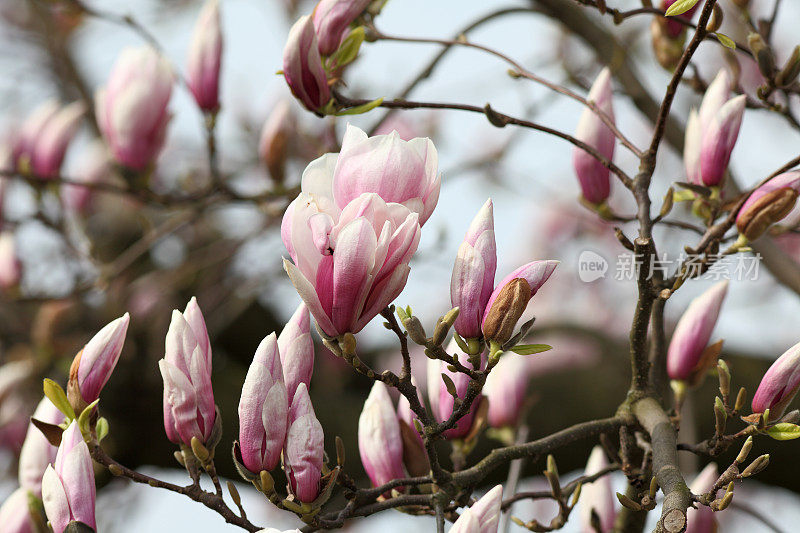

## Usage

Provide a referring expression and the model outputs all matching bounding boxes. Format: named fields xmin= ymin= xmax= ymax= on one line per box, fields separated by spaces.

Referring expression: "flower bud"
xmin=67 ymin=313 xmax=130 ymax=410
xmin=19 ymin=398 xmax=63 ymax=496
xmin=282 ymin=16 xmax=331 ymax=112
xmin=483 ymin=353 xmax=530 ymax=429
xmin=736 ymin=171 xmax=800 ymax=241
xmin=258 ymin=100 xmax=293 ymax=184
xmin=651 ymin=18 xmax=685 ymax=70
xmin=159 ymin=298 xmax=216 ymax=446
xmin=312 ymin=0 xmax=370 ymax=56
xmin=61 ymin=142 xmax=110 ymax=215
xmin=284 ymin=383 xmax=324 ymax=503
xmin=776 ymin=46 xmax=800 ymax=88
xmin=13 ymin=100 xmax=84 ymax=179
xmin=42 ymin=421 xmax=96 ymax=533
xmin=238 ymin=333 xmax=288 ymax=473
xmin=451 ymin=199 xmax=497 ymax=340
xmin=661 ymin=0 xmax=700 ymax=38
xmin=686 ymin=463 xmax=718 ymax=533
xmin=96 ymin=46 xmax=174 ymax=171
xmin=579 ymin=446 xmax=616 ymax=532
xmin=481 ymin=261 xmax=558 ymax=346
xmin=186 ymin=0 xmax=223 ymax=112
xmin=0 ymin=487 xmax=35 ymax=533
xmin=666 ymin=280 xmax=728 ymax=382
xmin=572 ymin=68 xmax=615 ymax=205
xmin=748 ymin=33 xmax=776 ymax=79
xmin=277 ymin=303 xmax=314 ymax=402
xmin=467 ymin=485 xmax=502 ymax=533
xmin=0 ymin=231 xmax=21 ymax=289
xmin=752 ymin=340 xmax=800 ymax=420
xmin=450 ymin=509 xmax=479 ymax=533
xmin=358 ymin=382 xmax=405 ymax=488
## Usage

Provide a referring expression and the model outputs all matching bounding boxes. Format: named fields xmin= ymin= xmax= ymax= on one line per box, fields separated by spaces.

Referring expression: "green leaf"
xmin=766 ymin=423 xmax=800 ymax=440
xmin=77 ymin=399 xmax=100 ymax=440
xmin=96 ymin=417 xmax=109 ymax=442
xmin=665 ymin=0 xmax=701 ymax=17
xmin=43 ymin=379 xmax=75 ymax=420
xmin=336 ymin=97 xmax=384 ymax=116
xmin=510 ymin=343 xmax=552 ymax=356
xmin=453 ymin=332 xmax=470 ymax=354
xmin=329 ymin=26 xmax=365 ymax=68
xmin=716 ymin=33 xmax=736 ymax=50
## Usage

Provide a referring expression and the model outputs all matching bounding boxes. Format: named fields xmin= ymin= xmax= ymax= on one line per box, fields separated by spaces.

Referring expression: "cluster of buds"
xmin=651 ymin=1 xmax=700 ymax=70
xmin=684 ymin=71 xmax=746 ymax=189
xmin=736 ymin=171 xmax=800 ymax=241
xmin=11 ymin=100 xmax=84 ymax=179
xmin=573 ymin=68 xmax=616 ymax=207
xmin=450 ymin=485 xmax=503 ymax=533
xmin=281 ymin=125 xmax=440 ymax=337
xmin=450 ymin=199 xmax=558 ymax=356
xmin=667 ymin=280 xmax=728 ymax=396
xmin=186 ymin=0 xmax=223 ymax=113
xmin=95 ymin=46 xmax=174 ymax=172
xmin=283 ymin=0 xmax=371 ymax=112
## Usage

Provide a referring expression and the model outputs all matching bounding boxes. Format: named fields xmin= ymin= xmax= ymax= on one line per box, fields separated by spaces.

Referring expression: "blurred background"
xmin=0 ymin=0 xmax=799 ymax=530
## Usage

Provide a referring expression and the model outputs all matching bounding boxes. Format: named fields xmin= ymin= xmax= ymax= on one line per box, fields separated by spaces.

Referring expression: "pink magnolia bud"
xmin=662 ymin=0 xmax=700 ymax=38
xmin=666 ymin=281 xmax=728 ymax=382
xmin=752 ymin=341 xmax=800 ymax=419
xmin=282 ymin=16 xmax=331 ymax=112
xmin=0 ymin=487 xmax=35 ymax=533
xmin=13 ymin=101 xmax=59 ymax=165
xmin=68 ymin=313 xmax=130 ymax=407
xmin=41 ymin=421 xmax=96 ymax=533
xmin=62 ymin=142 xmax=110 ymax=214
xmin=238 ymin=333 xmax=288 ymax=473
xmin=332 ymin=124 xmax=441 ymax=225
xmin=96 ymin=46 xmax=174 ymax=171
xmin=159 ymin=298 xmax=216 ymax=446
xmin=572 ymin=67 xmax=615 ymax=205
xmin=258 ymin=100 xmax=293 ymax=184
xmin=451 ymin=199 xmax=497 ymax=339
xmin=467 ymin=485 xmax=503 ymax=533
xmin=450 ymin=509 xmax=480 ymax=533
xmin=277 ymin=303 xmax=314 ymax=401
xmin=187 ymin=0 xmax=223 ymax=112
xmin=19 ymin=398 xmax=63 ymax=497
xmin=686 ymin=463 xmax=718 ymax=533
xmin=736 ymin=171 xmax=800 ymax=241
xmin=312 ymin=0 xmax=370 ymax=56
xmin=579 ymin=446 xmax=616 ymax=533
xmin=284 ymin=383 xmax=324 ymax=503
xmin=17 ymin=101 xmax=84 ymax=179
xmin=358 ymin=382 xmax=405 ymax=488
xmin=481 ymin=261 xmax=559 ymax=345
xmin=483 ymin=353 xmax=530 ymax=429
xmin=431 ymin=339 xmax=482 ymax=439
xmin=397 ymin=388 xmax=423 ymax=448
xmin=0 ymin=231 xmax=21 ymax=289
xmin=684 ymin=71 xmax=742 ymax=186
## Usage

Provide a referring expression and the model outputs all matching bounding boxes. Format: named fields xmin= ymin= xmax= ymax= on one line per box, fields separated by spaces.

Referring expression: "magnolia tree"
xmin=1 ymin=0 xmax=800 ymax=532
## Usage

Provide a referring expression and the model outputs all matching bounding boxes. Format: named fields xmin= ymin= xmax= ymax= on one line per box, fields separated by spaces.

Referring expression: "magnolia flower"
xmin=67 ymin=313 xmax=130 ymax=409
xmin=736 ymin=171 xmax=800 ymax=241
xmin=19 ymin=398 xmax=64 ymax=496
xmin=13 ymin=100 xmax=84 ymax=179
xmin=752 ymin=340 xmax=800 ymax=420
xmin=686 ymin=463 xmax=719 ymax=533
xmin=667 ymin=281 xmax=728 ymax=383
xmin=159 ymin=298 xmax=216 ymax=446
xmin=238 ymin=333 xmax=288 ymax=473
xmin=451 ymin=200 xmax=497 ymax=339
xmin=258 ymin=100 xmax=293 ymax=183
xmin=187 ymin=0 xmax=223 ymax=112
xmin=282 ymin=125 xmax=440 ymax=336
xmin=62 ymin=141 xmax=110 ymax=214
xmin=579 ymin=446 xmax=615 ymax=533
xmin=481 ymin=261 xmax=559 ymax=346
xmin=483 ymin=353 xmax=530 ymax=429
xmin=450 ymin=485 xmax=502 ymax=533
xmin=283 ymin=16 xmax=331 ymax=112
xmin=312 ymin=0 xmax=370 ymax=56
xmin=0 ymin=487 xmax=35 ymax=533
xmin=573 ymin=68 xmax=615 ymax=205
xmin=430 ymin=339 xmax=482 ymax=439
xmin=0 ymin=231 xmax=21 ymax=289
xmin=96 ymin=46 xmax=174 ymax=170
xmin=684 ymin=71 xmax=746 ymax=187
xmin=358 ymin=382 xmax=405 ymax=488
xmin=42 ymin=421 xmax=96 ymax=533
xmin=285 ymin=383 xmax=324 ymax=503
xmin=277 ymin=303 xmax=314 ymax=401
